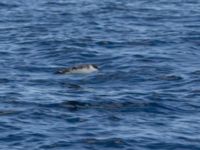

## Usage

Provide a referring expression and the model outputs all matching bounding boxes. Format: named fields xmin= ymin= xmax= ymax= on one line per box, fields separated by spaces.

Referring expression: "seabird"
xmin=56 ymin=64 xmax=98 ymax=74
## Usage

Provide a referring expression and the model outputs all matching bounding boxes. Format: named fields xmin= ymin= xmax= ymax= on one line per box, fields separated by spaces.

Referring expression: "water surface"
xmin=0 ymin=0 xmax=200 ymax=149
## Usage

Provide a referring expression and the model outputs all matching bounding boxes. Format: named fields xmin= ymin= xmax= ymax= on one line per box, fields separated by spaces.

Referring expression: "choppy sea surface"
xmin=0 ymin=0 xmax=200 ymax=149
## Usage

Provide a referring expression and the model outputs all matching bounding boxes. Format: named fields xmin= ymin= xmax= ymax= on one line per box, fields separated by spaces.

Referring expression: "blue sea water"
xmin=0 ymin=0 xmax=200 ymax=149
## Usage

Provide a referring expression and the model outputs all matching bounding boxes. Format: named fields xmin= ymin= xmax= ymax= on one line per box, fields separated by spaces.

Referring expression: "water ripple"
xmin=0 ymin=0 xmax=200 ymax=149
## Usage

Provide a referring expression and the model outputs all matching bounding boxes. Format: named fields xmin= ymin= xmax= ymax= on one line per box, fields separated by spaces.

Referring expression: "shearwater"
xmin=56 ymin=64 xmax=98 ymax=74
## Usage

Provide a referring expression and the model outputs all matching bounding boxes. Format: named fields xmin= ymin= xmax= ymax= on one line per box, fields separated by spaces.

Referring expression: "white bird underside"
xmin=67 ymin=67 xmax=98 ymax=74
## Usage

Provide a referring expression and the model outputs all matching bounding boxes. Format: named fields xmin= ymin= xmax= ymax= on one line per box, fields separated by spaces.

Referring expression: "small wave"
xmin=0 ymin=2 xmax=18 ymax=8
xmin=159 ymin=75 xmax=183 ymax=81
xmin=58 ymin=100 xmax=150 ymax=112
xmin=0 ymin=78 xmax=10 ymax=84
xmin=190 ymin=70 xmax=200 ymax=75
xmin=82 ymin=137 xmax=126 ymax=148
xmin=0 ymin=110 xmax=20 ymax=116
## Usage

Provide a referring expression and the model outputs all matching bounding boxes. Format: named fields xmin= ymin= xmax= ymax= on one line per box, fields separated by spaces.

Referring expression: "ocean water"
xmin=0 ymin=0 xmax=200 ymax=149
